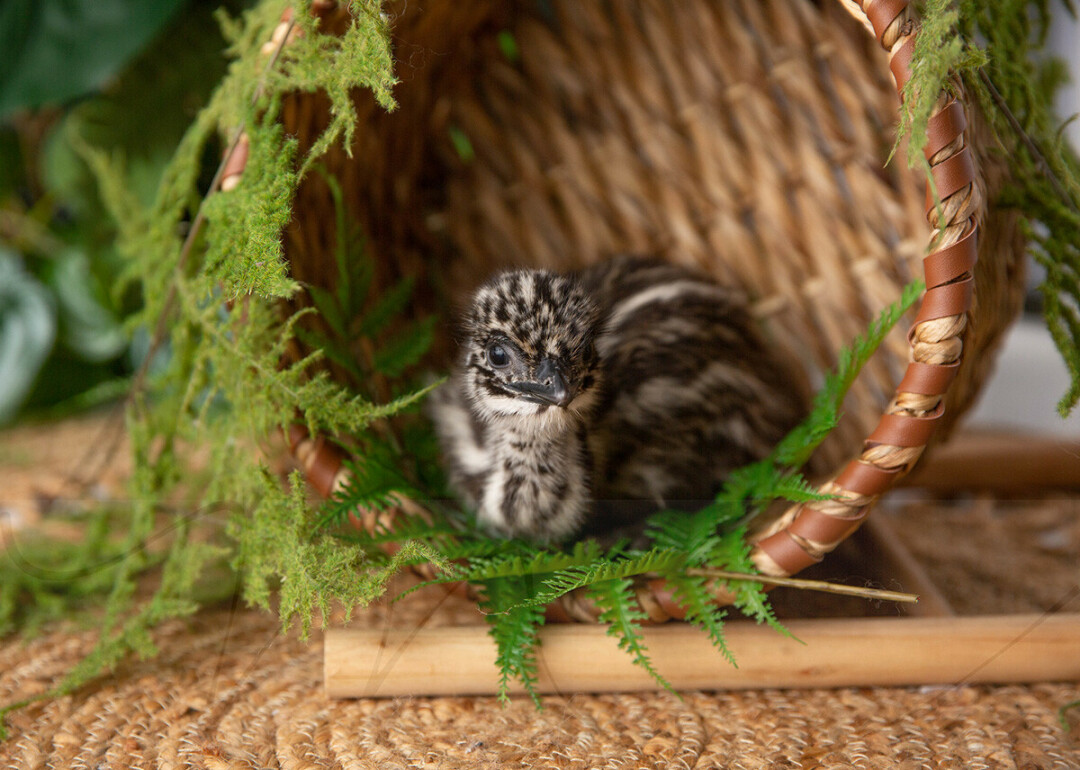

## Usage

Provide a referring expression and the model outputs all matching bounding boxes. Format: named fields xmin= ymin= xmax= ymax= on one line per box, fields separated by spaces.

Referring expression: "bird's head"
xmin=459 ymin=269 xmax=601 ymax=419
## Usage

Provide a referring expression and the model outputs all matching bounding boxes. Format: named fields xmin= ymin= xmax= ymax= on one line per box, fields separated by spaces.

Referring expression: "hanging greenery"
xmin=900 ymin=0 xmax=1080 ymax=415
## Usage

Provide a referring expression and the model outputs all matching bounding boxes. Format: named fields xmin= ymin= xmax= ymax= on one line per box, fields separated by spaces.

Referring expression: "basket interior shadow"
xmin=276 ymin=0 xmax=1026 ymax=621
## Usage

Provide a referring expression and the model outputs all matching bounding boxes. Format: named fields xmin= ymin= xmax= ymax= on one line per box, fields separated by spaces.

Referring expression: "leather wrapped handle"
xmin=752 ymin=0 xmax=980 ymax=579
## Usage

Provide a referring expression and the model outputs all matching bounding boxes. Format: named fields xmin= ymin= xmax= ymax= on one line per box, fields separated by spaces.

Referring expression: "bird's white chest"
xmin=475 ymin=416 xmax=589 ymax=539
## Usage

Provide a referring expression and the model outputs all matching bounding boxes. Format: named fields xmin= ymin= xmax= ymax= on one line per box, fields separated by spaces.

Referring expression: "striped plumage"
xmin=429 ymin=256 xmax=808 ymax=541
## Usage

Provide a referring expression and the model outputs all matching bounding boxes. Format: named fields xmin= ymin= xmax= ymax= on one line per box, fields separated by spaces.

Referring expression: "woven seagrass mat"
xmin=2 ymin=414 xmax=1079 ymax=768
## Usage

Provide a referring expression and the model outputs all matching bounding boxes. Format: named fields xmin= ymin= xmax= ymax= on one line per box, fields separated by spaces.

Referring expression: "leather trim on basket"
xmin=756 ymin=530 xmax=824 ymax=573
xmin=728 ymin=3 xmax=978 ymax=583
xmin=288 ymin=425 xmax=343 ymax=498
xmin=897 ymin=360 xmax=960 ymax=395
xmin=924 ymin=99 xmax=967 ymax=160
xmin=912 ymin=277 xmax=974 ymax=326
xmin=866 ymin=0 xmax=909 ymax=44
xmin=788 ymin=506 xmax=869 ymax=543
xmin=925 ymin=147 xmax=976 ymax=213
xmin=923 ymin=220 xmax=978 ymax=288
xmin=866 ymin=402 xmax=946 ymax=448
xmin=889 ymin=35 xmax=916 ymax=93
xmin=834 ymin=459 xmax=902 ymax=496
xmin=646 ymin=579 xmax=689 ymax=621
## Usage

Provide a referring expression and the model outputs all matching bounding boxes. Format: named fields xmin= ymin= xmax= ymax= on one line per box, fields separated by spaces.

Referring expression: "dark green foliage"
xmin=0 ymin=0 xmax=187 ymax=116
xmin=0 ymin=2 xmax=233 ymax=424
xmin=297 ymin=168 xmax=439 ymax=397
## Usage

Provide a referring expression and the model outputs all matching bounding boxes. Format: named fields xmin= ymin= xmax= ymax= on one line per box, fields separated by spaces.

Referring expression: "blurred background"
xmin=0 ymin=0 xmax=1078 ymax=436
xmin=0 ymin=0 xmax=237 ymax=427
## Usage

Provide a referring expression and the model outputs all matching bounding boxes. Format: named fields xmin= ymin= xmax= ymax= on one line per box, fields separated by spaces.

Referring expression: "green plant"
xmin=0 ymin=0 xmax=237 ymax=424
xmin=1 ymin=0 xmax=406 ymax=738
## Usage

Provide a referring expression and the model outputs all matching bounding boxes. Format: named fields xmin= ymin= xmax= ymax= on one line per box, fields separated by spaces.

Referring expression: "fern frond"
xmin=703 ymin=530 xmax=793 ymax=639
xmin=773 ymin=278 xmax=924 ymax=470
xmin=505 ymin=548 xmax=688 ymax=609
xmin=479 ymin=577 xmax=546 ymax=705
xmin=360 ymin=276 xmax=419 ymax=338
xmin=314 ymin=445 xmax=423 ymax=532
xmin=373 ymin=316 xmax=438 ymax=377
xmin=646 ymin=508 xmax=725 ymax=565
xmin=588 ymin=578 xmax=674 ymax=693
xmin=663 ymin=573 xmax=735 ymax=667
xmin=459 ymin=539 xmax=604 ymax=584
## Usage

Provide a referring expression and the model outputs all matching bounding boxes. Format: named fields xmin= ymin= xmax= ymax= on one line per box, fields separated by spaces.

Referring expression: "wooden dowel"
xmin=905 ymin=431 xmax=1080 ymax=491
xmin=325 ymin=613 xmax=1080 ymax=698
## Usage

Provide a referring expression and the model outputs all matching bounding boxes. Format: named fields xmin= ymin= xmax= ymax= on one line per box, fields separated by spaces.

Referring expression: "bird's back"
xmin=580 ymin=256 xmax=809 ymax=531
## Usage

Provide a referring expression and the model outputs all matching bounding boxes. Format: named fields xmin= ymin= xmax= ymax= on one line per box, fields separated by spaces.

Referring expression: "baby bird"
xmin=429 ymin=256 xmax=807 ymax=541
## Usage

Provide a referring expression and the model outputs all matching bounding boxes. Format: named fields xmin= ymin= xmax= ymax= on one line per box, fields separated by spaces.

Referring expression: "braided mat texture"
xmin=3 ymin=591 xmax=1079 ymax=768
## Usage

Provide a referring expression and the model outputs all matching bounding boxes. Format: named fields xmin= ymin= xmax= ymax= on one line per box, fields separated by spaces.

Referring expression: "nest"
xmin=270 ymin=0 xmax=1025 ymax=616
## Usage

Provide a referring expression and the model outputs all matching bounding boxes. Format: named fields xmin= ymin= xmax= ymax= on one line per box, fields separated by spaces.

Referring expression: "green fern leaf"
xmin=360 ymin=276 xmax=418 ymax=338
xmin=512 ymin=548 xmax=687 ymax=609
xmin=314 ymin=444 xmax=421 ymax=532
xmin=588 ymin=578 xmax=674 ymax=692
xmin=664 ymin=572 xmax=736 ymax=667
xmin=479 ymin=576 xmax=546 ymax=705
xmin=373 ymin=316 xmax=438 ymax=378
xmin=774 ymin=278 xmax=924 ymax=469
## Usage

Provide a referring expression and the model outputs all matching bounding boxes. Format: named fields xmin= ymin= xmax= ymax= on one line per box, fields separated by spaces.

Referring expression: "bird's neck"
xmin=486 ymin=407 xmax=582 ymax=443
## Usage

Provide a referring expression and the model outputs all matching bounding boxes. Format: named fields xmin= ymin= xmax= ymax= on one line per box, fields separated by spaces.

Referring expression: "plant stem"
xmin=685 ymin=568 xmax=919 ymax=604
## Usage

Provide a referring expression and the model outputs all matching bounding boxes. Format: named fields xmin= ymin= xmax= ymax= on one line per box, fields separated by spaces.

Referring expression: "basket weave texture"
xmin=280 ymin=0 xmax=1025 ymax=591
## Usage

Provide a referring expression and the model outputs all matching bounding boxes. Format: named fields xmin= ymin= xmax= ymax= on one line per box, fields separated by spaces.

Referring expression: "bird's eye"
xmin=487 ymin=344 xmax=511 ymax=368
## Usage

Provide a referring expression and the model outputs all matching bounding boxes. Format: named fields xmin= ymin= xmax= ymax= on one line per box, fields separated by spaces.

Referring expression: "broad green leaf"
xmin=0 ymin=249 xmax=56 ymax=424
xmin=0 ymin=0 xmax=188 ymax=117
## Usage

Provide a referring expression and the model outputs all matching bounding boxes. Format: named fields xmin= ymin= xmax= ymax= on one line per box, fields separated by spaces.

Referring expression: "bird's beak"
xmin=509 ymin=359 xmax=576 ymax=408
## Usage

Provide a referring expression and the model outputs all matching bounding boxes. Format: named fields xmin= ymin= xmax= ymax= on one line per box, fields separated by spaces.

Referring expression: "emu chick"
xmin=429 ymin=256 xmax=807 ymax=541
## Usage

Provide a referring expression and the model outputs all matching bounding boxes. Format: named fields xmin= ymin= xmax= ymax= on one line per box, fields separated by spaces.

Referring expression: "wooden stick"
xmin=905 ymin=430 xmax=1080 ymax=492
xmin=325 ymin=613 xmax=1080 ymax=698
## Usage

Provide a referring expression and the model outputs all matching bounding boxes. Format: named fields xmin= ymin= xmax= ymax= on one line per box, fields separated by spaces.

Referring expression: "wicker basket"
xmin=268 ymin=0 xmax=1025 ymax=620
